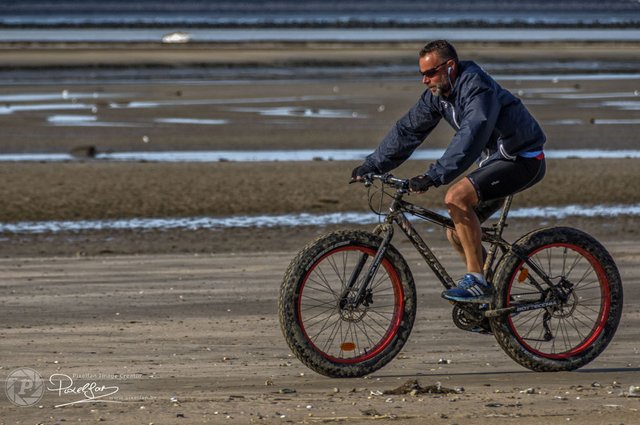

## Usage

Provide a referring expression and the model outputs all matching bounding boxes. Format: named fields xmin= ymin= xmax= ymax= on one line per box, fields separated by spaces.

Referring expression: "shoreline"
xmin=0 ymin=41 xmax=638 ymax=257
xmin=1 ymin=40 xmax=638 ymax=74
xmin=0 ymin=216 xmax=637 ymax=258
xmin=1 ymin=159 xmax=639 ymax=223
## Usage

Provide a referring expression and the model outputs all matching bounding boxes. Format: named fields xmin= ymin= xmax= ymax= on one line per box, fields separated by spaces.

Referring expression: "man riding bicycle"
xmin=352 ymin=40 xmax=546 ymax=303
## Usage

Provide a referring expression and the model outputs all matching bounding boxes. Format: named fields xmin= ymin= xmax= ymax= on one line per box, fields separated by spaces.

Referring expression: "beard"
xmin=430 ymin=82 xmax=450 ymax=97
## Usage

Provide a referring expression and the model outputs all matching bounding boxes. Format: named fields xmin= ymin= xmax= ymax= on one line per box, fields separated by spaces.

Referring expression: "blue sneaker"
xmin=442 ymin=274 xmax=493 ymax=303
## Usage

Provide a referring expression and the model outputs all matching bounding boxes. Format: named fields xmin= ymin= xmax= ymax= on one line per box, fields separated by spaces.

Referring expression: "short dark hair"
xmin=419 ymin=40 xmax=459 ymax=63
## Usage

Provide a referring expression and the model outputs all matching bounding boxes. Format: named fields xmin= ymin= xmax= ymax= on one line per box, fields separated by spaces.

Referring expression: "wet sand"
xmin=1 ymin=244 xmax=639 ymax=424
xmin=0 ymin=159 xmax=639 ymax=258
xmin=1 ymin=41 xmax=639 ymax=423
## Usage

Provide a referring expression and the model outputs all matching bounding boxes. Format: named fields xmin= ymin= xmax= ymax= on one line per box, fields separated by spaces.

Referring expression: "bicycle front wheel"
xmin=279 ymin=230 xmax=416 ymax=378
xmin=491 ymin=227 xmax=623 ymax=371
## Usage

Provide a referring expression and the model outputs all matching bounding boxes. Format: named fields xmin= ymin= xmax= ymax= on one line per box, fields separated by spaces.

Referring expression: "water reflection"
xmin=231 ymin=106 xmax=365 ymax=119
xmin=0 ymin=92 xmax=127 ymax=102
xmin=154 ymin=118 xmax=228 ymax=125
xmin=591 ymin=118 xmax=640 ymax=125
xmin=1 ymin=204 xmax=639 ymax=234
xmin=47 ymin=114 xmax=145 ymax=127
xmin=542 ymin=119 xmax=584 ymax=125
xmin=1 ymin=149 xmax=639 ymax=162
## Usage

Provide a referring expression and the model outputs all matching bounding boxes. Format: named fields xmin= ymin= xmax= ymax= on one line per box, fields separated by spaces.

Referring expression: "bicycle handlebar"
xmin=362 ymin=173 xmax=409 ymax=190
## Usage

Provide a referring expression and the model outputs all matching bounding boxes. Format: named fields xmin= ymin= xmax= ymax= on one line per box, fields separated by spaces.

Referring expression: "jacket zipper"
xmin=444 ymin=101 xmax=460 ymax=129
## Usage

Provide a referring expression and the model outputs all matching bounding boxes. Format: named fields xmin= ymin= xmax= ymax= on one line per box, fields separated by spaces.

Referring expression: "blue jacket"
xmin=365 ymin=61 xmax=546 ymax=186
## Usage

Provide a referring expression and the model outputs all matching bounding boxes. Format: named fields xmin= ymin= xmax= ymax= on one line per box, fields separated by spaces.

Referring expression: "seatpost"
xmin=495 ymin=196 xmax=513 ymax=235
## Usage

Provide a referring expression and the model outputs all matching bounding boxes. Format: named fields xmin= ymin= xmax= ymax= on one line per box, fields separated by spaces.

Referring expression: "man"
xmin=351 ymin=40 xmax=546 ymax=303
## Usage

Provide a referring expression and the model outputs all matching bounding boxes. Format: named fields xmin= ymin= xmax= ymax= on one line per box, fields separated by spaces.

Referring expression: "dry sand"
xmin=0 ymin=244 xmax=639 ymax=424
xmin=0 ymin=41 xmax=639 ymax=423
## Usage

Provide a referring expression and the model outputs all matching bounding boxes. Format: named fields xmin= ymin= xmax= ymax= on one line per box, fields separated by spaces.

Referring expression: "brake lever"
xmin=363 ymin=172 xmax=375 ymax=187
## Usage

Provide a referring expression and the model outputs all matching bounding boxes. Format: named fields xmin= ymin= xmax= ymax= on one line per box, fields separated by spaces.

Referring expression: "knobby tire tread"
xmin=490 ymin=227 xmax=623 ymax=372
xmin=279 ymin=230 xmax=416 ymax=378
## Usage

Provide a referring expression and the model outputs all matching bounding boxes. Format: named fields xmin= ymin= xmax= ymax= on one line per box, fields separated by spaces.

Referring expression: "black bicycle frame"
xmin=343 ymin=184 xmax=560 ymax=312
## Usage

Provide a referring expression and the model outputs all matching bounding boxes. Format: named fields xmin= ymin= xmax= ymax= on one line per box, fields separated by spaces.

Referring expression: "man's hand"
xmin=409 ymin=174 xmax=434 ymax=193
xmin=350 ymin=163 xmax=378 ymax=183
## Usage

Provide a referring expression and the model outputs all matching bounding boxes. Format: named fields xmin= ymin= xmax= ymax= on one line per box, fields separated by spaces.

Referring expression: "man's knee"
xmin=445 ymin=178 xmax=478 ymax=210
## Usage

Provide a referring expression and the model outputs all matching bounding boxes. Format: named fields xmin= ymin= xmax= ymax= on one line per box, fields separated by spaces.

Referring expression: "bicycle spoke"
xmin=303 ymin=282 xmax=340 ymax=297
xmin=574 ymin=306 xmax=599 ymax=323
xmin=301 ymin=293 xmax=336 ymax=307
xmin=303 ymin=305 xmax=339 ymax=327
xmin=565 ymin=251 xmax=584 ymax=277
xmin=568 ymin=317 xmax=587 ymax=342
xmin=295 ymin=242 xmax=406 ymax=362
xmin=326 ymin=255 xmax=346 ymax=290
xmin=353 ymin=318 xmax=379 ymax=349
xmin=366 ymin=316 xmax=392 ymax=337
xmin=507 ymin=241 xmax=613 ymax=359
xmin=323 ymin=316 xmax=343 ymax=353
xmin=578 ymin=303 xmax=602 ymax=315
xmin=309 ymin=268 xmax=339 ymax=298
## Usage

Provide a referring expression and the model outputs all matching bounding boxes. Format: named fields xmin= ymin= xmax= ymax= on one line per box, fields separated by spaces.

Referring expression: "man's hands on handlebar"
xmin=350 ymin=163 xmax=378 ymax=183
xmin=351 ymin=163 xmax=434 ymax=193
xmin=408 ymin=174 xmax=434 ymax=193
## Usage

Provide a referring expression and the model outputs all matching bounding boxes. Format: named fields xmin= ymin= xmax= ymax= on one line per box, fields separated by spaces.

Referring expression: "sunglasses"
xmin=420 ymin=61 xmax=449 ymax=79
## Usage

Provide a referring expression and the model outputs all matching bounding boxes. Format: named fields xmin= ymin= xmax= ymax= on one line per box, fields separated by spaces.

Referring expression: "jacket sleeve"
xmin=364 ymin=92 xmax=441 ymax=173
xmin=426 ymin=83 xmax=500 ymax=186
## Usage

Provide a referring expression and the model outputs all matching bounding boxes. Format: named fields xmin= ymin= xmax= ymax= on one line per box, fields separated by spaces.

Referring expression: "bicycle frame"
xmin=344 ymin=176 xmax=563 ymax=313
xmin=376 ymin=189 xmax=514 ymax=290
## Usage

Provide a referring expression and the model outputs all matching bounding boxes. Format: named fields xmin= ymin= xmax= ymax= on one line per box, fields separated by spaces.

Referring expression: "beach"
xmin=1 ymin=40 xmax=639 ymax=255
xmin=1 ymin=36 xmax=640 ymax=423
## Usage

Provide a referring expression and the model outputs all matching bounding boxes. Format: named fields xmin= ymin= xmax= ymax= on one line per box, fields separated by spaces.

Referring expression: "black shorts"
xmin=469 ymin=156 xmax=546 ymax=223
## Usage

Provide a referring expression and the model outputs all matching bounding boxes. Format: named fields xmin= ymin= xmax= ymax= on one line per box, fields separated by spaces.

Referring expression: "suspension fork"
xmin=339 ymin=223 xmax=395 ymax=308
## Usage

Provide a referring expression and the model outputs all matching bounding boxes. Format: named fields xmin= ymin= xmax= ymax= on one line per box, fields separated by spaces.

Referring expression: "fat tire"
xmin=279 ymin=230 xmax=416 ymax=378
xmin=490 ymin=227 xmax=623 ymax=371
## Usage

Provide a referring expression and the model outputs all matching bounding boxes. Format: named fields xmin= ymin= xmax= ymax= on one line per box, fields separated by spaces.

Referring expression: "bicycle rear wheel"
xmin=491 ymin=227 xmax=623 ymax=371
xmin=279 ymin=230 xmax=416 ymax=378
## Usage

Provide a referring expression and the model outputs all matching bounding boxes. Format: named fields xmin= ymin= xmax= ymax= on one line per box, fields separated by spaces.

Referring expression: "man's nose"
xmin=422 ymin=75 xmax=430 ymax=85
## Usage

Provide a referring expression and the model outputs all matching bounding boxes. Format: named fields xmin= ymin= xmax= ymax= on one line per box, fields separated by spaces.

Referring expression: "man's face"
xmin=419 ymin=54 xmax=451 ymax=97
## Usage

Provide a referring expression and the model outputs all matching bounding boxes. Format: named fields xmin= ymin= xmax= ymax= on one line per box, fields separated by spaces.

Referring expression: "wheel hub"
xmin=338 ymin=289 xmax=370 ymax=322
xmin=545 ymin=278 xmax=578 ymax=319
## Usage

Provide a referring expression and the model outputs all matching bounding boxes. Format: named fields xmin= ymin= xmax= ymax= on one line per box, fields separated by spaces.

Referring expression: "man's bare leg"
xmin=446 ymin=228 xmax=467 ymax=260
xmin=447 ymin=228 xmax=488 ymax=267
xmin=444 ymin=177 xmax=483 ymax=274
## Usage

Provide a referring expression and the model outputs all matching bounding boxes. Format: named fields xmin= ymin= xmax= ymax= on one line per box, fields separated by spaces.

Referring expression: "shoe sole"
xmin=441 ymin=294 xmax=493 ymax=304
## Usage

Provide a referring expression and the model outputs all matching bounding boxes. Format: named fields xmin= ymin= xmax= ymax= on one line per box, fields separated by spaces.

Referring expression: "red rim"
xmin=507 ymin=243 xmax=611 ymax=360
xmin=297 ymin=245 xmax=404 ymax=364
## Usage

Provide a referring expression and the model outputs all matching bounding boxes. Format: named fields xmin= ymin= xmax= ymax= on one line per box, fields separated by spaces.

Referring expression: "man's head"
xmin=418 ymin=40 xmax=459 ymax=97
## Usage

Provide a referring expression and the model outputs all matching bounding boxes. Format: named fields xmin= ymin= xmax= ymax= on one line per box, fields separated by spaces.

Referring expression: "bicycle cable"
xmin=367 ymin=181 xmax=397 ymax=219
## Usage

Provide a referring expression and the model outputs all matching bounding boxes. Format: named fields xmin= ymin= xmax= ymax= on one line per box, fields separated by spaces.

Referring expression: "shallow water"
xmin=1 ymin=203 xmax=639 ymax=234
xmin=154 ymin=118 xmax=228 ymax=125
xmin=231 ymin=106 xmax=365 ymax=119
xmin=591 ymin=119 xmax=640 ymax=125
xmin=0 ymin=92 xmax=125 ymax=102
xmin=1 ymin=149 xmax=639 ymax=163
xmin=47 ymin=114 xmax=144 ymax=127
xmin=1 ymin=28 xmax=639 ymax=42
xmin=3 ymin=1 xmax=636 ymax=28
xmin=0 ymin=103 xmax=93 ymax=114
